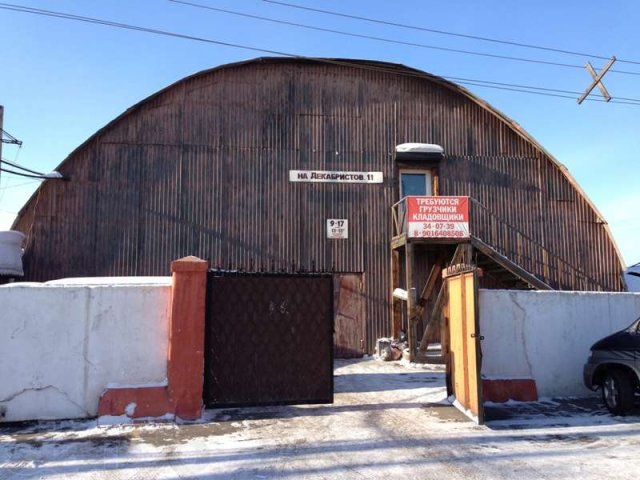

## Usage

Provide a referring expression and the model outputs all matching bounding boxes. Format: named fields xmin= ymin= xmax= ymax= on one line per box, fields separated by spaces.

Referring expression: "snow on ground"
xmin=1 ymin=358 xmax=639 ymax=479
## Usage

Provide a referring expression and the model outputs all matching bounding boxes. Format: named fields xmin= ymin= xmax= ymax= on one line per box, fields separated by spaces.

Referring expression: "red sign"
xmin=406 ymin=196 xmax=470 ymax=239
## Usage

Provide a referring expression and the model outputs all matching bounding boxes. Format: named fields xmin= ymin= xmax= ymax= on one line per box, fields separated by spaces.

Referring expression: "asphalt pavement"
xmin=1 ymin=358 xmax=639 ymax=479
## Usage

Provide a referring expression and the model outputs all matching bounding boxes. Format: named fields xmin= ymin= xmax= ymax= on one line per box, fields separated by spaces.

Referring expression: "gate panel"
xmin=334 ymin=274 xmax=365 ymax=358
xmin=446 ymin=269 xmax=484 ymax=424
xmin=464 ymin=272 xmax=481 ymax=419
xmin=204 ymin=273 xmax=333 ymax=407
xmin=448 ymin=275 xmax=467 ymax=408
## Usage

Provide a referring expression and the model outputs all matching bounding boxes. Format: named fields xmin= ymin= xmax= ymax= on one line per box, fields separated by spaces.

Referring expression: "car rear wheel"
xmin=602 ymin=370 xmax=634 ymax=415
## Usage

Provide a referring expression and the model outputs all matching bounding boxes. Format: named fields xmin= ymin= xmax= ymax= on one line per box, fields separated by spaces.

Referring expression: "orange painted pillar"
xmin=167 ymin=255 xmax=209 ymax=420
xmin=98 ymin=255 xmax=209 ymax=422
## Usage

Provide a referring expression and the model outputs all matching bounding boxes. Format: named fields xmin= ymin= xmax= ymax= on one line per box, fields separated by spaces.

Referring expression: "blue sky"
xmin=1 ymin=0 xmax=639 ymax=265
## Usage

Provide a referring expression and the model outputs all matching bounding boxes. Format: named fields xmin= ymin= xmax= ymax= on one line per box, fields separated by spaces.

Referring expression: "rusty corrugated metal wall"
xmin=13 ymin=58 xmax=625 ymax=353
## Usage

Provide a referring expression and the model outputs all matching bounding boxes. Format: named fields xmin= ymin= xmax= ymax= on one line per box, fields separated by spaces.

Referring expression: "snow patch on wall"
xmin=106 ymin=379 xmax=168 ymax=389
xmin=124 ymin=402 xmax=137 ymax=417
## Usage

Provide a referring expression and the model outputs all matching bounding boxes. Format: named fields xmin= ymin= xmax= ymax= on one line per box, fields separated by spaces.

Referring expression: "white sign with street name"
xmin=327 ymin=219 xmax=348 ymax=239
xmin=290 ymin=170 xmax=383 ymax=184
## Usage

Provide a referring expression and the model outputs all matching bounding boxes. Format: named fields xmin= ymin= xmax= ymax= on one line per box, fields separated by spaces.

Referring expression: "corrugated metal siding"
xmin=13 ymin=59 xmax=624 ymax=353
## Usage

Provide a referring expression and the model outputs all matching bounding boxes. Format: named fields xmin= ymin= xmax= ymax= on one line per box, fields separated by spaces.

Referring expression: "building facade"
xmin=13 ymin=58 xmax=626 ymax=353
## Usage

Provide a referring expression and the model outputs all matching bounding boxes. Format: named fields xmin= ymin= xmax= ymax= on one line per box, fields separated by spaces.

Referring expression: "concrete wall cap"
xmin=171 ymin=256 xmax=209 ymax=273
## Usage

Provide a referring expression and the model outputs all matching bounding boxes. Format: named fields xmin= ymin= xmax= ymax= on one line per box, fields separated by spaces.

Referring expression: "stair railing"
xmin=468 ymin=197 xmax=607 ymax=291
xmin=391 ymin=195 xmax=608 ymax=290
xmin=391 ymin=197 xmax=407 ymax=238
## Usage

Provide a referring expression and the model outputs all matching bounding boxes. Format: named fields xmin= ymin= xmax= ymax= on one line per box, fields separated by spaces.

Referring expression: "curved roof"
xmin=11 ymin=56 xmax=624 ymax=268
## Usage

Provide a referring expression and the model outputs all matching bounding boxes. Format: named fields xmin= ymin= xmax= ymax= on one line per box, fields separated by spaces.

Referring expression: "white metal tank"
xmin=0 ymin=230 xmax=26 ymax=277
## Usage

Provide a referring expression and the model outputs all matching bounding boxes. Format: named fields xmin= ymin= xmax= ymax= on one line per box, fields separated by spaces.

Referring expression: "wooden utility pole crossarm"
xmin=577 ymin=56 xmax=616 ymax=104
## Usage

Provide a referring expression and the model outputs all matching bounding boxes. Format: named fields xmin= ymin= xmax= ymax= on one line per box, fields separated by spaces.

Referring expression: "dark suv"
xmin=583 ymin=317 xmax=640 ymax=415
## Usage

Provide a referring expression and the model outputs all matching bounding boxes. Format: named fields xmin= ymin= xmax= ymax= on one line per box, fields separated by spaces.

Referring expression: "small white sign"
xmin=290 ymin=170 xmax=383 ymax=184
xmin=327 ymin=219 xmax=348 ymax=239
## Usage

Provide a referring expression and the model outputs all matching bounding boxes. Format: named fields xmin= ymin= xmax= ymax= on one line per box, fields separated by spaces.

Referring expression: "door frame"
xmin=333 ymin=273 xmax=366 ymax=358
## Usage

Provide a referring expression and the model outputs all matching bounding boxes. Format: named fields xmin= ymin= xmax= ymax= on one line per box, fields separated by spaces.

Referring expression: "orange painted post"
xmin=167 ymin=255 xmax=209 ymax=420
xmin=97 ymin=255 xmax=209 ymax=422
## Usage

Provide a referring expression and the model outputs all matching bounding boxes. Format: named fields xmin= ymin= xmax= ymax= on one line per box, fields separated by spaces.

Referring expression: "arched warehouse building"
xmin=12 ymin=57 xmax=626 ymax=354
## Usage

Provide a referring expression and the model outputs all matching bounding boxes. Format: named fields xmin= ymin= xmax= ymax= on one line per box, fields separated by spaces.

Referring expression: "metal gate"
xmin=446 ymin=268 xmax=484 ymax=424
xmin=204 ymin=272 xmax=334 ymax=407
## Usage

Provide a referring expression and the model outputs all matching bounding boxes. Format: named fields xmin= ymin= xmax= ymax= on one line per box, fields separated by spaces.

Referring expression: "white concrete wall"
xmin=479 ymin=290 xmax=640 ymax=398
xmin=0 ymin=277 xmax=171 ymax=421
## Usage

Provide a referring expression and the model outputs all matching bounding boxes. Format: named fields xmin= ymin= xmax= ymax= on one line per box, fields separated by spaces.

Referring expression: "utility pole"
xmin=0 ymin=107 xmax=25 ymax=182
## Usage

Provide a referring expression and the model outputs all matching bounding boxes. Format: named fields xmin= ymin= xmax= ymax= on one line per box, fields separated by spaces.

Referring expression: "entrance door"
xmin=399 ymin=170 xmax=433 ymax=231
xmin=446 ymin=268 xmax=484 ymax=424
xmin=400 ymin=170 xmax=433 ymax=198
xmin=334 ymin=274 xmax=365 ymax=358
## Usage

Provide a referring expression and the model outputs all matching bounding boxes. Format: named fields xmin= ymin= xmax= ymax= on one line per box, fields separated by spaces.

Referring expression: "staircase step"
xmin=415 ymin=354 xmax=445 ymax=365
xmin=414 ymin=344 xmax=446 ymax=364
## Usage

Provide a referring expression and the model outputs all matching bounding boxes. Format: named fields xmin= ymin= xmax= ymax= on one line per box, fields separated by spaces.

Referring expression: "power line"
xmin=170 ymin=0 xmax=640 ymax=76
xmin=0 ymin=159 xmax=65 ymax=180
xmin=1 ymin=2 xmax=639 ymax=106
xmin=263 ymin=0 xmax=640 ymax=67
xmin=445 ymin=75 xmax=640 ymax=103
xmin=0 ymin=167 xmax=65 ymax=180
xmin=0 ymin=167 xmax=51 ymax=179
xmin=0 ymin=179 xmax=39 ymax=206
xmin=453 ymin=80 xmax=625 ymax=103
xmin=0 ymin=180 xmax=39 ymax=190
xmin=310 ymin=59 xmax=640 ymax=105
xmin=0 ymin=148 xmax=25 ymax=204
xmin=0 ymin=3 xmax=292 ymax=57
xmin=1 ymin=158 xmax=47 ymax=176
